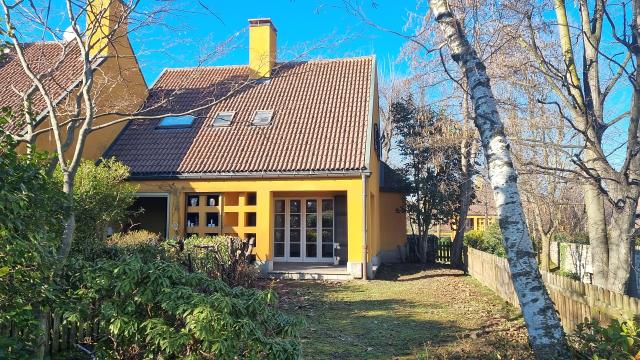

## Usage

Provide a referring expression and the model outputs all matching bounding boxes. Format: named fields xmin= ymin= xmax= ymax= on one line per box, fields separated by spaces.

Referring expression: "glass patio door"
xmin=273 ymin=198 xmax=334 ymax=262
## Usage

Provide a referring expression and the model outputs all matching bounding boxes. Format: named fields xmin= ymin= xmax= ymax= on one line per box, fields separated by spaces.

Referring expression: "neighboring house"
xmin=432 ymin=182 xmax=497 ymax=239
xmin=100 ymin=18 xmax=406 ymax=278
xmin=0 ymin=0 xmax=147 ymax=160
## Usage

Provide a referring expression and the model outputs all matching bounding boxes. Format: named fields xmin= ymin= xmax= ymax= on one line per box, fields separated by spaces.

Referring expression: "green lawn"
xmin=270 ymin=264 xmax=532 ymax=360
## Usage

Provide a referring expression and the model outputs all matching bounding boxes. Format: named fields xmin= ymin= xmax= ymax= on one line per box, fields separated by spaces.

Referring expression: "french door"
xmin=273 ymin=198 xmax=334 ymax=262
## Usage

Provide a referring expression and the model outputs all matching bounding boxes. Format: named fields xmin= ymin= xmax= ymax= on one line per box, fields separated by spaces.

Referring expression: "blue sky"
xmin=130 ymin=1 xmax=416 ymax=86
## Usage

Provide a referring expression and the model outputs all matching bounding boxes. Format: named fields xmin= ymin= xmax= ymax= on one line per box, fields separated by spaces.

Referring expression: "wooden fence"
xmin=1 ymin=313 xmax=97 ymax=357
xmin=466 ymin=246 xmax=640 ymax=333
xmin=436 ymin=239 xmax=452 ymax=264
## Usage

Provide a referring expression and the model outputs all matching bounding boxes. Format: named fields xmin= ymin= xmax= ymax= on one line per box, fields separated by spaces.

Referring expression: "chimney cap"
xmin=248 ymin=18 xmax=277 ymax=32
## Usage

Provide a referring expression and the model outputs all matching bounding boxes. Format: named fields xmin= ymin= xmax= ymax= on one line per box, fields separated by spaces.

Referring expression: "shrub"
xmin=556 ymin=269 xmax=581 ymax=281
xmin=100 ymin=230 xmax=168 ymax=262
xmin=58 ymin=158 xmax=138 ymax=257
xmin=463 ymin=229 xmax=484 ymax=248
xmin=0 ymin=119 xmax=68 ymax=358
xmin=108 ymin=229 xmax=161 ymax=247
xmin=571 ymin=319 xmax=640 ymax=359
xmin=61 ymin=255 xmax=301 ymax=359
xmin=464 ymin=223 xmax=505 ymax=257
xmin=183 ymin=236 xmax=258 ymax=288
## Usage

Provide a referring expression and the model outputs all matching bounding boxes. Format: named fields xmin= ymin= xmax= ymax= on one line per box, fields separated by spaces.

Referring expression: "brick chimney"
xmin=248 ymin=18 xmax=277 ymax=78
xmin=87 ymin=0 xmax=128 ymax=57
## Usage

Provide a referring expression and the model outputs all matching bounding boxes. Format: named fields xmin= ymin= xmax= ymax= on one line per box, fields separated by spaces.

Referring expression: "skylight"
xmin=212 ymin=111 xmax=235 ymax=127
xmin=157 ymin=115 xmax=194 ymax=129
xmin=251 ymin=110 xmax=274 ymax=126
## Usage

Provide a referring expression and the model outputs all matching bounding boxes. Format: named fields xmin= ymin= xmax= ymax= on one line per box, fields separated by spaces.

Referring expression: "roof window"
xmin=251 ymin=110 xmax=274 ymax=126
xmin=212 ymin=111 xmax=235 ymax=127
xmin=157 ymin=115 xmax=194 ymax=129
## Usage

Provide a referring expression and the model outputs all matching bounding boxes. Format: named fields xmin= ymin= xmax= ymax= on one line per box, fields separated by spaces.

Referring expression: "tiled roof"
xmin=0 ymin=42 xmax=85 ymax=134
xmin=106 ymin=56 xmax=374 ymax=176
xmin=470 ymin=179 xmax=497 ymax=216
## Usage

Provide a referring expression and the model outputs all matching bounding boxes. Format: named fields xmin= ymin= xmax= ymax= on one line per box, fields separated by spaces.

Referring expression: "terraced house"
xmin=2 ymin=2 xmax=406 ymax=279
xmin=106 ymin=18 xmax=406 ymax=279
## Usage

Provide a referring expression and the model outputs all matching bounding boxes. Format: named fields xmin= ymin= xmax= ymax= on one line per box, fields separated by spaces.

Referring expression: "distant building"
xmin=431 ymin=179 xmax=497 ymax=239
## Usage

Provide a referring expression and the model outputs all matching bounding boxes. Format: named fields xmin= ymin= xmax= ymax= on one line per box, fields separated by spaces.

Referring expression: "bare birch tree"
xmin=427 ymin=0 xmax=569 ymax=356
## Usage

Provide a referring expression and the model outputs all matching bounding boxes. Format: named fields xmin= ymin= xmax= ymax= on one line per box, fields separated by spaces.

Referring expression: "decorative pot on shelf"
xmin=190 ymin=197 xmax=198 ymax=207
xmin=209 ymin=198 xmax=216 ymax=206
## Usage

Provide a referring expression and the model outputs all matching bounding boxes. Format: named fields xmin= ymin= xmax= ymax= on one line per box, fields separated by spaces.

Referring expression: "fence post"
xmin=462 ymin=246 xmax=468 ymax=274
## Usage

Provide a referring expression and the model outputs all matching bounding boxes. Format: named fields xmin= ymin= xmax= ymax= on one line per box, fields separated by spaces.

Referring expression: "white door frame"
xmin=273 ymin=197 xmax=335 ymax=263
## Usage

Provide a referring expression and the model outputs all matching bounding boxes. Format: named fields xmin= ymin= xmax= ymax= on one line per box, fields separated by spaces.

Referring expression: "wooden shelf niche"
xmin=185 ymin=193 xmax=222 ymax=236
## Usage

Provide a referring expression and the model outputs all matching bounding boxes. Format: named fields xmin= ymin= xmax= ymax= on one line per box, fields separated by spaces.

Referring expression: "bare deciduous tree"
xmin=427 ymin=0 xmax=569 ymax=356
xmin=510 ymin=0 xmax=640 ymax=293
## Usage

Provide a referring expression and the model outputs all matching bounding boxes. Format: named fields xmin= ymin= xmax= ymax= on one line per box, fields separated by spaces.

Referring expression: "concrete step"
xmin=265 ymin=271 xmax=353 ymax=281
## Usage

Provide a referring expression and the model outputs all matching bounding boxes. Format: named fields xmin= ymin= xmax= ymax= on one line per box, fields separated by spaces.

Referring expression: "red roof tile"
xmin=0 ymin=42 xmax=85 ymax=134
xmin=106 ymin=57 xmax=374 ymax=176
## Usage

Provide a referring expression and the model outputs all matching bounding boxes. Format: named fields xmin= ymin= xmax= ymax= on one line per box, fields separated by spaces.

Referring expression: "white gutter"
xmin=129 ymin=170 xmax=371 ymax=180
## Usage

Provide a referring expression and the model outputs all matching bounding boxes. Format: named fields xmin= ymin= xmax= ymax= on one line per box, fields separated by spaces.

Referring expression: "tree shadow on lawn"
xmin=297 ymin=296 xmax=463 ymax=360
xmin=273 ymin=281 xmax=531 ymax=360
xmin=375 ymin=263 xmax=467 ymax=282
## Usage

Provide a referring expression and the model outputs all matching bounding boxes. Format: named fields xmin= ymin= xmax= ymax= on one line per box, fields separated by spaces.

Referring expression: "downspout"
xmin=362 ymin=172 xmax=368 ymax=280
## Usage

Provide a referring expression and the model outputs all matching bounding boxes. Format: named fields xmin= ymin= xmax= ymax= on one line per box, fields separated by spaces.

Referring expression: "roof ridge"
xmin=21 ymin=40 xmax=65 ymax=46
xmin=160 ymin=55 xmax=375 ymax=73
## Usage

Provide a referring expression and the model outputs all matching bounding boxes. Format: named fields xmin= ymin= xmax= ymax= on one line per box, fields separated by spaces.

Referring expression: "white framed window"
xmin=157 ymin=115 xmax=194 ymax=129
xmin=251 ymin=109 xmax=274 ymax=126
xmin=212 ymin=111 xmax=235 ymax=127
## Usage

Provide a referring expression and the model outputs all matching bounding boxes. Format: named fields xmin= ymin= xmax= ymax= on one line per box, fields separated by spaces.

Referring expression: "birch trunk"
xmin=428 ymin=1 xmax=568 ymax=357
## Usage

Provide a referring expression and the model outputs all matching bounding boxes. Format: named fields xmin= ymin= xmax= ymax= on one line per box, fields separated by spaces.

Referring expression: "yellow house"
xmin=432 ymin=200 xmax=498 ymax=239
xmin=99 ymin=18 xmax=406 ymax=279
xmin=0 ymin=0 xmax=147 ymax=161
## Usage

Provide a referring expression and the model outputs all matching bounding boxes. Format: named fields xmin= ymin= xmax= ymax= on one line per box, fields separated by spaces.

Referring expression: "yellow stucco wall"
xmin=434 ymin=215 xmax=498 ymax=239
xmin=132 ymin=177 xmax=366 ymax=264
xmin=18 ymin=1 xmax=147 ymax=161
xmin=379 ymin=192 xmax=407 ymax=251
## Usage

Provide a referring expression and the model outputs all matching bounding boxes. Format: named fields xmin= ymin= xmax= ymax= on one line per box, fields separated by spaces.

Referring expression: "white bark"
xmin=428 ymin=1 xmax=568 ymax=357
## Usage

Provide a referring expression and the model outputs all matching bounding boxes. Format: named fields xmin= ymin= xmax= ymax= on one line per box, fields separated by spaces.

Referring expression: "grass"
xmin=269 ymin=264 xmax=533 ymax=360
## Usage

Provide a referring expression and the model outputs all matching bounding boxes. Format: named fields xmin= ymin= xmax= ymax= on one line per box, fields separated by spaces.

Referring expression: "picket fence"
xmin=0 ymin=313 xmax=98 ymax=356
xmin=466 ymin=247 xmax=640 ymax=333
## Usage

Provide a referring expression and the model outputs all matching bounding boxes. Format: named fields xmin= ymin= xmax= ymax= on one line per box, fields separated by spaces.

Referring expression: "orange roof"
xmin=0 ymin=42 xmax=86 ymax=134
xmin=105 ymin=57 xmax=375 ymax=177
